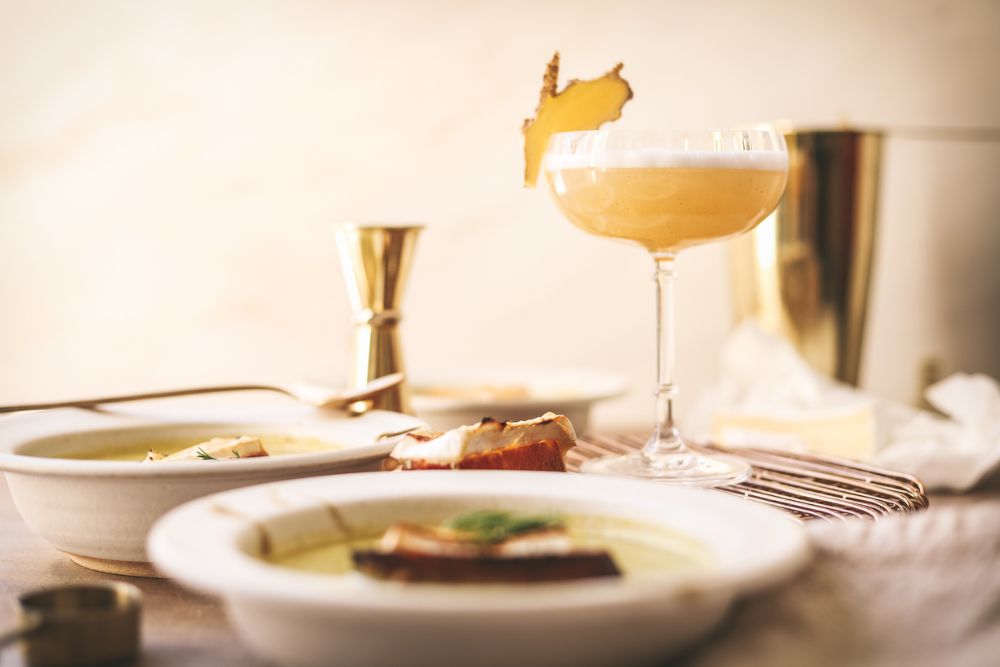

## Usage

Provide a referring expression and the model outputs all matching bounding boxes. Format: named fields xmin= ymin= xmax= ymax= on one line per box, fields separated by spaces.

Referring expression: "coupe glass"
xmin=544 ymin=128 xmax=788 ymax=485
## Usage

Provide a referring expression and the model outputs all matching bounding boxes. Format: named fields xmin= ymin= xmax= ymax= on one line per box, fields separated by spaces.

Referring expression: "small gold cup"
xmin=334 ymin=223 xmax=423 ymax=413
xmin=10 ymin=582 xmax=142 ymax=667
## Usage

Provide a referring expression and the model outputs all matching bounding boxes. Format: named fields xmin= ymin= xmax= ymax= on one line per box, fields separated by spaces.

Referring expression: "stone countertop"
xmin=0 ymin=478 xmax=265 ymax=667
xmin=1 ymin=477 xmax=998 ymax=667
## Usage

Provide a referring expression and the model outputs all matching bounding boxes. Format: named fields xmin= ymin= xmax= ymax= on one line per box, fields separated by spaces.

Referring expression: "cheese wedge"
xmin=150 ymin=436 xmax=269 ymax=462
xmin=379 ymin=522 xmax=574 ymax=558
xmin=711 ymin=406 xmax=877 ymax=460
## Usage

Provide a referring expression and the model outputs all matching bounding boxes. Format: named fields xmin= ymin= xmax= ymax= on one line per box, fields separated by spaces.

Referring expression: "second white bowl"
xmin=0 ymin=399 xmax=423 ymax=575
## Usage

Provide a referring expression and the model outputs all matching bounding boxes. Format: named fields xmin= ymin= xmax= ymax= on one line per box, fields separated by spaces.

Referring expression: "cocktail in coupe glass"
xmin=544 ymin=128 xmax=788 ymax=485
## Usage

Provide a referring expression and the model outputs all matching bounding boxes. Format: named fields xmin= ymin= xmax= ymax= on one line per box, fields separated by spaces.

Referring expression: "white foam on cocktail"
xmin=544 ymin=148 xmax=788 ymax=172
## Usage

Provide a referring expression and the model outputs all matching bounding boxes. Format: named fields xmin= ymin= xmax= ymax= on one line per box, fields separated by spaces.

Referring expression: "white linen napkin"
xmin=876 ymin=373 xmax=1000 ymax=491
xmin=686 ymin=322 xmax=1000 ymax=491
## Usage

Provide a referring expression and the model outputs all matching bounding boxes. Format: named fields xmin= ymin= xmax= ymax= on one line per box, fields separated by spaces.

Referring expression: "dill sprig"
xmin=195 ymin=447 xmax=217 ymax=461
xmin=448 ymin=511 xmax=565 ymax=544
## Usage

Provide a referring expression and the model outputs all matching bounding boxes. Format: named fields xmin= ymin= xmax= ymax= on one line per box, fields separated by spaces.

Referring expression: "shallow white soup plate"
xmin=149 ymin=471 xmax=809 ymax=667
xmin=412 ymin=367 xmax=626 ymax=434
xmin=0 ymin=399 xmax=423 ymax=576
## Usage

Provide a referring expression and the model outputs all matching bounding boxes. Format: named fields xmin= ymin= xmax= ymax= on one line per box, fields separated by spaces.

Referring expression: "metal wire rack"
xmin=569 ymin=435 xmax=929 ymax=522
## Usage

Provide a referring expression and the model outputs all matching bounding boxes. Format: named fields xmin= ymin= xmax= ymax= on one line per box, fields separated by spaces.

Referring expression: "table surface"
xmin=2 ymin=476 xmax=999 ymax=667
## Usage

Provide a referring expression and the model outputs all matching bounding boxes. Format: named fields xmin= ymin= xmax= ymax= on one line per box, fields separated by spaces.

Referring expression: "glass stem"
xmin=643 ymin=253 xmax=693 ymax=466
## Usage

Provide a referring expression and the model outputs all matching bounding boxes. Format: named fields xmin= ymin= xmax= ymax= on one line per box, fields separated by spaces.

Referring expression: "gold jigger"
xmin=730 ymin=129 xmax=882 ymax=385
xmin=334 ymin=223 xmax=423 ymax=413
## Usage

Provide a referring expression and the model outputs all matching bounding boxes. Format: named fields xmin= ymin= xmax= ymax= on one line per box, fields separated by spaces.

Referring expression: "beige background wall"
xmin=1 ymin=0 xmax=998 ymax=430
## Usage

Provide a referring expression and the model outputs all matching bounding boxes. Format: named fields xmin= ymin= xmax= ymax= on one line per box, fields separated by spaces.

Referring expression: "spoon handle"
xmin=0 ymin=385 xmax=287 ymax=414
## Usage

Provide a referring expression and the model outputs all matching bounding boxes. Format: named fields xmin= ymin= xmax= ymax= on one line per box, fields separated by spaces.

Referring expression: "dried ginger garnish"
xmin=521 ymin=52 xmax=633 ymax=187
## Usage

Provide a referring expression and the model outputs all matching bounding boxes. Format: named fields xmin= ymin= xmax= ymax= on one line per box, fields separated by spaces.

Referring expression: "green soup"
xmin=58 ymin=434 xmax=342 ymax=462
xmin=268 ymin=515 xmax=708 ymax=578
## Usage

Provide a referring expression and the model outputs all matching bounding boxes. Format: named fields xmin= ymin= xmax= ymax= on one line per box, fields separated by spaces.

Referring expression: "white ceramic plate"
xmin=0 ymin=399 xmax=424 ymax=574
xmin=149 ymin=471 xmax=809 ymax=667
xmin=412 ymin=367 xmax=626 ymax=433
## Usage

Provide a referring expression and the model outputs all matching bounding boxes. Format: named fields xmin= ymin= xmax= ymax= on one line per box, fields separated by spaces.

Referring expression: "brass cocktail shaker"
xmin=730 ymin=130 xmax=882 ymax=385
xmin=334 ymin=223 xmax=423 ymax=413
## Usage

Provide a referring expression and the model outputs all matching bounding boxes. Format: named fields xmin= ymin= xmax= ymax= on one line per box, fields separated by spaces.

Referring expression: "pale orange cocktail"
xmin=546 ymin=154 xmax=786 ymax=253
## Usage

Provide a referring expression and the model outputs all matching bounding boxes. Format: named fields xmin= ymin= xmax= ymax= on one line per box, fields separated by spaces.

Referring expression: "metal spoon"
xmin=0 ymin=582 xmax=141 ymax=667
xmin=0 ymin=373 xmax=404 ymax=414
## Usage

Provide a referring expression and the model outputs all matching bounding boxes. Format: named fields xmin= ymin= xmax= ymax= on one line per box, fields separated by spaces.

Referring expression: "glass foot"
xmin=579 ymin=450 xmax=750 ymax=487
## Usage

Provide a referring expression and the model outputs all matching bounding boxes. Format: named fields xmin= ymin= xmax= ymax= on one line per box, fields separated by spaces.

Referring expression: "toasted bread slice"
xmin=352 ymin=550 xmax=620 ymax=583
xmin=388 ymin=413 xmax=576 ymax=471
xmin=456 ymin=440 xmax=568 ymax=471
